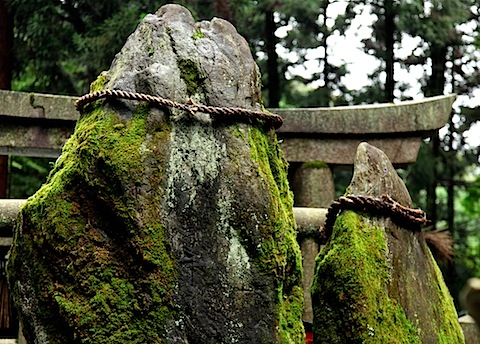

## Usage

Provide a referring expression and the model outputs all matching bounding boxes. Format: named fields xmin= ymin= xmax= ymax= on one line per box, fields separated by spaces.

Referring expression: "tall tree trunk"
xmin=0 ymin=4 xmax=17 ymax=340
xmin=384 ymin=0 xmax=395 ymax=102
xmin=425 ymin=44 xmax=448 ymax=229
xmin=446 ymin=116 xmax=455 ymax=234
xmin=0 ymin=0 xmax=13 ymax=198
xmin=447 ymin=54 xmax=456 ymax=235
xmin=426 ymin=133 xmax=439 ymax=229
xmin=265 ymin=9 xmax=280 ymax=107
xmin=426 ymin=45 xmax=447 ymax=96
xmin=0 ymin=0 xmax=12 ymax=90
xmin=213 ymin=0 xmax=233 ymax=23
xmin=320 ymin=0 xmax=332 ymax=106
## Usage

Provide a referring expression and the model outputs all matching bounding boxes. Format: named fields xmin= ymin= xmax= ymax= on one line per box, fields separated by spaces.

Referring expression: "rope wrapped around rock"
xmin=75 ymin=89 xmax=284 ymax=129
xmin=320 ymin=194 xmax=430 ymax=245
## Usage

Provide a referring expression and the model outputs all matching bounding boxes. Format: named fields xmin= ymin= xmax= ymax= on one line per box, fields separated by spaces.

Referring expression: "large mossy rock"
xmin=7 ymin=5 xmax=303 ymax=343
xmin=311 ymin=142 xmax=464 ymax=343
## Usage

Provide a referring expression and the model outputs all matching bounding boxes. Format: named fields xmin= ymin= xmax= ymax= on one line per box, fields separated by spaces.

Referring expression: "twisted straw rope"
xmin=75 ymin=89 xmax=284 ymax=129
xmin=320 ymin=194 xmax=430 ymax=244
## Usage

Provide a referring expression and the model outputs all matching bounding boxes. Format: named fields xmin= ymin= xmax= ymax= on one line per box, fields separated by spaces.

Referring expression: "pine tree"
xmin=8 ymin=0 xmax=174 ymax=94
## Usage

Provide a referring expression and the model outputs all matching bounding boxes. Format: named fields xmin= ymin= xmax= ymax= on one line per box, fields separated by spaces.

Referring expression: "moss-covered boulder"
xmin=7 ymin=5 xmax=304 ymax=343
xmin=311 ymin=142 xmax=464 ymax=343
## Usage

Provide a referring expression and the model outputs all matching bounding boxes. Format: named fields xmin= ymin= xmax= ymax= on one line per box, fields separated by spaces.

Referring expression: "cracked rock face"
xmin=8 ymin=5 xmax=304 ymax=344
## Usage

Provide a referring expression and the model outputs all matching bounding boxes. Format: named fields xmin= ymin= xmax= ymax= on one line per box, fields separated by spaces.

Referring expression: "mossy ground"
xmin=312 ymin=211 xmax=419 ymax=344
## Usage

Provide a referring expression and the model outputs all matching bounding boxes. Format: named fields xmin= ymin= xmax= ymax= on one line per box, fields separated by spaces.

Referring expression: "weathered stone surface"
xmin=299 ymin=238 xmax=319 ymax=324
xmin=0 ymin=121 xmax=75 ymax=158
xmin=274 ymin=94 xmax=456 ymax=134
xmin=0 ymin=90 xmax=78 ymax=158
xmin=7 ymin=5 xmax=303 ymax=343
xmin=292 ymin=162 xmax=334 ymax=208
xmin=0 ymin=198 xmax=327 ymax=238
xmin=459 ymin=315 xmax=480 ymax=343
xmin=291 ymin=162 xmax=333 ymax=324
xmin=311 ymin=142 xmax=464 ymax=343
xmin=461 ymin=278 xmax=480 ymax=329
xmin=0 ymin=200 xmax=24 ymax=236
xmin=293 ymin=207 xmax=327 ymax=233
xmin=0 ymin=90 xmax=78 ymax=121
xmin=0 ymin=91 xmax=453 ymax=161
xmin=279 ymin=137 xmax=421 ymax=165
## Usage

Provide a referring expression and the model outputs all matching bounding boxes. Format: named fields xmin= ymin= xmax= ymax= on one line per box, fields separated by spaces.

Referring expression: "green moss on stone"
xmin=302 ymin=161 xmax=328 ymax=169
xmin=429 ymin=250 xmax=465 ymax=343
xmin=233 ymin=125 xmax=245 ymax=140
xmin=177 ymin=58 xmax=206 ymax=97
xmin=312 ymin=211 xmax=420 ymax=343
xmin=90 ymin=72 xmax=108 ymax=93
xmin=8 ymin=101 xmax=176 ymax=343
xmin=247 ymin=125 xmax=304 ymax=343
xmin=192 ymin=29 xmax=205 ymax=40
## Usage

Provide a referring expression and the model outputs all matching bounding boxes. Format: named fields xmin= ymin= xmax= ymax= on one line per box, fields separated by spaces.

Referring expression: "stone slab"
xmin=292 ymin=163 xmax=335 ymax=207
xmin=280 ymin=137 xmax=421 ymax=165
xmin=462 ymin=278 xmax=480 ymax=330
xmin=0 ymin=90 xmax=452 ymax=164
xmin=0 ymin=121 xmax=74 ymax=157
xmin=0 ymin=199 xmax=327 ymax=236
xmin=293 ymin=207 xmax=327 ymax=232
xmin=0 ymin=199 xmax=25 ymax=235
xmin=0 ymin=90 xmax=453 ymax=135
xmin=0 ymin=90 xmax=78 ymax=121
xmin=273 ymin=94 xmax=455 ymax=135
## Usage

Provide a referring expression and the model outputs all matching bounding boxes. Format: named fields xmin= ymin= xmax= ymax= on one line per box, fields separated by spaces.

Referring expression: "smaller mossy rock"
xmin=7 ymin=5 xmax=304 ymax=344
xmin=311 ymin=142 xmax=464 ymax=344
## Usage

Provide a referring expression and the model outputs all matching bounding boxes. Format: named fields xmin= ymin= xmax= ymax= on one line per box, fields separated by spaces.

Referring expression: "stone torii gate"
xmin=0 ymin=90 xmax=454 ymax=162
xmin=0 ymin=89 xmax=455 ymax=327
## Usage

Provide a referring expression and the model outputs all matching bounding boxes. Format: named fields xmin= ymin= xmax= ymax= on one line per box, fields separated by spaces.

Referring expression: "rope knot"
xmin=185 ymin=98 xmax=199 ymax=116
xmin=320 ymin=194 xmax=430 ymax=245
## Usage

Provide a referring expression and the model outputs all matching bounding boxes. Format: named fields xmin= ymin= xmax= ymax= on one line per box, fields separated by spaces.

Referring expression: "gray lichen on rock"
xmin=8 ymin=5 xmax=303 ymax=344
xmin=312 ymin=142 xmax=464 ymax=343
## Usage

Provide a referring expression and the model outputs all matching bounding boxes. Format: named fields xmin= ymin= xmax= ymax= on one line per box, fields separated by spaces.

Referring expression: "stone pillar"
xmin=7 ymin=5 xmax=304 ymax=343
xmin=311 ymin=143 xmax=464 ymax=343
xmin=461 ymin=278 xmax=480 ymax=327
xmin=292 ymin=161 xmax=335 ymax=209
xmin=17 ymin=325 xmax=26 ymax=344
xmin=292 ymin=161 xmax=334 ymax=323
xmin=459 ymin=315 xmax=480 ymax=344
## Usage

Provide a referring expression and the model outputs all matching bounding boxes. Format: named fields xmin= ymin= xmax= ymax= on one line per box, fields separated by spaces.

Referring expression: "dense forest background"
xmin=1 ymin=0 xmax=479 ymax=310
